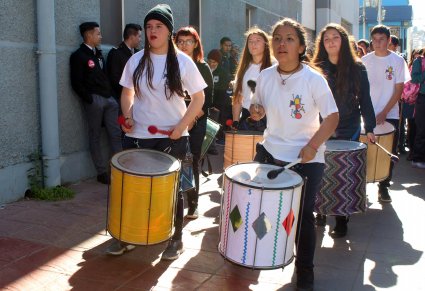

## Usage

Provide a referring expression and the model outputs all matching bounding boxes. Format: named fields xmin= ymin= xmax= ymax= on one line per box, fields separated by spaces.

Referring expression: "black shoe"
xmin=378 ymin=187 xmax=392 ymax=203
xmin=97 ymin=173 xmax=110 ymax=184
xmin=186 ymin=206 xmax=199 ymax=219
xmin=161 ymin=239 xmax=184 ymax=261
xmin=296 ymin=267 xmax=314 ymax=291
xmin=105 ymin=240 xmax=135 ymax=256
xmin=330 ymin=216 xmax=348 ymax=238
xmin=315 ymin=214 xmax=326 ymax=226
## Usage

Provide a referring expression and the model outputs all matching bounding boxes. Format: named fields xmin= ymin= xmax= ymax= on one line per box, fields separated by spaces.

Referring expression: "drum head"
xmin=225 ymin=162 xmax=303 ymax=190
xmin=361 ymin=121 xmax=395 ymax=135
xmin=325 ymin=140 xmax=366 ymax=152
xmin=111 ymin=149 xmax=180 ymax=175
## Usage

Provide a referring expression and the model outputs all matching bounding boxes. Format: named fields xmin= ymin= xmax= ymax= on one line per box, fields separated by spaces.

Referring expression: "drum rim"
xmin=110 ymin=148 xmax=181 ymax=175
xmin=224 ymin=162 xmax=304 ymax=190
xmin=325 ymin=140 xmax=367 ymax=152
xmin=225 ymin=130 xmax=264 ymax=136
xmin=361 ymin=121 xmax=395 ymax=136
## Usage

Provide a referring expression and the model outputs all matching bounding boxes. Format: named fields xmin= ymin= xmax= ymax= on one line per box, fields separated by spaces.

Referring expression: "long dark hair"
xmin=233 ymin=27 xmax=272 ymax=104
xmin=312 ymin=23 xmax=361 ymax=97
xmin=133 ymin=31 xmax=183 ymax=100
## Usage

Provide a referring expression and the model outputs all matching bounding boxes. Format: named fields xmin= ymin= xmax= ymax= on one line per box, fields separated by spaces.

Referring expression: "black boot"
xmin=330 ymin=216 xmax=349 ymax=238
xmin=185 ymin=188 xmax=198 ymax=219
xmin=315 ymin=214 xmax=327 ymax=226
xmin=296 ymin=266 xmax=314 ymax=291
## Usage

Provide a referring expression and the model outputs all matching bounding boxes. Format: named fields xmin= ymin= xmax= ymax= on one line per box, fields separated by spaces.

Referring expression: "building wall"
xmin=0 ymin=0 xmax=305 ymax=203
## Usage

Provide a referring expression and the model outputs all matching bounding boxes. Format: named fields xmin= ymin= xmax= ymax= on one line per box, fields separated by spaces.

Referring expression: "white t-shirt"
xmin=120 ymin=49 xmax=207 ymax=138
xmin=240 ymin=63 xmax=261 ymax=109
xmin=256 ymin=64 xmax=338 ymax=163
xmin=361 ymin=51 xmax=410 ymax=120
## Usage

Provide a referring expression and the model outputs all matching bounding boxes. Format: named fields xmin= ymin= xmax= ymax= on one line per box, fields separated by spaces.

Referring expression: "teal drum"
xmin=200 ymin=118 xmax=221 ymax=160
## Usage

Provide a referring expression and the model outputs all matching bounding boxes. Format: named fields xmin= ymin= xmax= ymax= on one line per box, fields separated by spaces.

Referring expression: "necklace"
xmin=277 ymin=64 xmax=301 ymax=85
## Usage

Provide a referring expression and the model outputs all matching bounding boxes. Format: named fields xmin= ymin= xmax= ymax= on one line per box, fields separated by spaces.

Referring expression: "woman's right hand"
xmin=121 ymin=118 xmax=134 ymax=133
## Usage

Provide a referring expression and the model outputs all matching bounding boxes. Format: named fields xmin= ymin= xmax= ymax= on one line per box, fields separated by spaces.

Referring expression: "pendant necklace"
xmin=277 ymin=64 xmax=301 ymax=85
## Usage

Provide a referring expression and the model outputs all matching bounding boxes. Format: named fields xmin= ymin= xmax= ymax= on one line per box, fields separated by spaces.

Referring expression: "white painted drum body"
xmin=219 ymin=163 xmax=303 ymax=269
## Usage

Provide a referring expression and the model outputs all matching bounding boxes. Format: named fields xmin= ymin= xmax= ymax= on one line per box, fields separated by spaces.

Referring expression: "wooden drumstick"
xmin=267 ymin=158 xmax=302 ymax=180
xmin=372 ymin=141 xmax=399 ymax=163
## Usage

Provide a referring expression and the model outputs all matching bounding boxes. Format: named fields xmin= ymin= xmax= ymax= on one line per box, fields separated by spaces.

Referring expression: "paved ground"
xmin=0 ymin=147 xmax=424 ymax=291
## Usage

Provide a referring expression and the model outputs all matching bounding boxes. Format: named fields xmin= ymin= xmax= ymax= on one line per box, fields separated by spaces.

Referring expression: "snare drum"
xmin=200 ymin=118 xmax=221 ymax=160
xmin=315 ymin=140 xmax=367 ymax=216
xmin=219 ymin=163 xmax=303 ymax=269
xmin=224 ymin=131 xmax=263 ymax=168
xmin=360 ymin=122 xmax=395 ymax=183
xmin=107 ymin=149 xmax=180 ymax=245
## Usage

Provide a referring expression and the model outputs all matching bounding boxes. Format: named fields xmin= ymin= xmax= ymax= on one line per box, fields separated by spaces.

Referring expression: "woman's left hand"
xmin=366 ymin=132 xmax=375 ymax=143
xmin=169 ymin=125 xmax=184 ymax=140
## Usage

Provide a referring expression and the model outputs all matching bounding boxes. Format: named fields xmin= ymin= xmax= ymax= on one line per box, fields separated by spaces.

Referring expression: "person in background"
xmin=106 ymin=4 xmax=206 ymax=259
xmin=70 ymin=22 xmax=122 ymax=185
xmin=107 ymin=23 xmax=142 ymax=105
xmin=232 ymin=27 xmax=273 ymax=130
xmin=362 ymin=25 xmax=410 ymax=203
xmin=219 ymin=36 xmax=237 ymax=79
xmin=388 ymin=35 xmax=400 ymax=53
xmin=357 ymin=39 xmax=370 ymax=56
xmin=312 ymin=23 xmax=376 ymax=238
xmin=250 ymin=18 xmax=339 ymax=291
xmin=175 ymin=26 xmax=213 ymax=219
xmin=410 ymin=48 xmax=425 ymax=169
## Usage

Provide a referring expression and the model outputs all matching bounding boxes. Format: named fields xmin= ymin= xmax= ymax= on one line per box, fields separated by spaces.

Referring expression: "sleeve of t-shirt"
xmin=311 ymin=74 xmax=338 ymax=119
xmin=395 ymin=56 xmax=411 ymax=84
xmin=181 ymin=57 xmax=207 ymax=96
xmin=119 ymin=55 xmax=136 ymax=90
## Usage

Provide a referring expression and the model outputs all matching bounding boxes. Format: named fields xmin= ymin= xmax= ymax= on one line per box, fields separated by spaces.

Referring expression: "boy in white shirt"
xmin=362 ymin=25 xmax=410 ymax=203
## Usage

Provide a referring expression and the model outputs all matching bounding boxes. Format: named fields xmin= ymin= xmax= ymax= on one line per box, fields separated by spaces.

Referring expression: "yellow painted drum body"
xmin=224 ymin=131 xmax=263 ymax=168
xmin=360 ymin=122 xmax=395 ymax=183
xmin=108 ymin=149 xmax=180 ymax=245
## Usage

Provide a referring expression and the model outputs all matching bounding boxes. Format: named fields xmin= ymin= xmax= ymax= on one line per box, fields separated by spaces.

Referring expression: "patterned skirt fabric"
xmin=315 ymin=146 xmax=367 ymax=216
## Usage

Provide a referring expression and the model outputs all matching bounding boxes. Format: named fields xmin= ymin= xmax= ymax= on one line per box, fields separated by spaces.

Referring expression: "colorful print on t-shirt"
xmin=290 ymin=94 xmax=305 ymax=119
xmin=385 ymin=66 xmax=394 ymax=80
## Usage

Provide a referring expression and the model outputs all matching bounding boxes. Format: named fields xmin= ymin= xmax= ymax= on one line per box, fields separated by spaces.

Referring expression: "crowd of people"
xmin=69 ymin=4 xmax=424 ymax=291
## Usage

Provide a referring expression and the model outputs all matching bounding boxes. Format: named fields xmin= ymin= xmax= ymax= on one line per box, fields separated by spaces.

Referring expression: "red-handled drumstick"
xmin=117 ymin=115 xmax=131 ymax=129
xmin=148 ymin=125 xmax=172 ymax=136
xmin=372 ymin=141 xmax=399 ymax=163
xmin=225 ymin=119 xmax=233 ymax=127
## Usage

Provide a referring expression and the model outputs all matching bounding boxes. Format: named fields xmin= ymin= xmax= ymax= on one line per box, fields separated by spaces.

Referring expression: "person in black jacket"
xmin=312 ymin=23 xmax=376 ymax=238
xmin=107 ymin=23 xmax=142 ymax=104
xmin=70 ymin=22 xmax=122 ymax=184
xmin=175 ymin=26 xmax=214 ymax=219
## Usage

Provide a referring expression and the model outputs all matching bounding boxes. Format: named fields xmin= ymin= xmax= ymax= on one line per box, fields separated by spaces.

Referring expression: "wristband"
xmin=232 ymin=120 xmax=239 ymax=128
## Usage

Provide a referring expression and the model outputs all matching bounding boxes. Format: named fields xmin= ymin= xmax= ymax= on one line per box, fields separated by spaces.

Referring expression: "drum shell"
xmin=219 ymin=163 xmax=303 ymax=269
xmin=107 ymin=150 xmax=180 ymax=245
xmin=360 ymin=122 xmax=395 ymax=183
xmin=200 ymin=118 xmax=221 ymax=160
xmin=224 ymin=131 xmax=263 ymax=168
xmin=315 ymin=140 xmax=367 ymax=216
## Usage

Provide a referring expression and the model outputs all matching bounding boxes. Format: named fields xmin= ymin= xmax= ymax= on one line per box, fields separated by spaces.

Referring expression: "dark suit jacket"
xmin=70 ymin=44 xmax=112 ymax=103
xmin=107 ymin=42 xmax=138 ymax=99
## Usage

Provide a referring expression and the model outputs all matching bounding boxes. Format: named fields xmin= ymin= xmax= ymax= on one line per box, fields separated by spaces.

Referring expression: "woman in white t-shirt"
xmin=250 ymin=18 xmax=339 ymax=290
xmin=232 ymin=27 xmax=273 ymax=130
xmin=106 ymin=4 xmax=206 ymax=261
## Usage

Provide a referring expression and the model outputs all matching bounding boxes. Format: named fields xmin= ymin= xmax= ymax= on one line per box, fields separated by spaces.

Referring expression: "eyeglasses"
xmin=177 ymin=39 xmax=195 ymax=46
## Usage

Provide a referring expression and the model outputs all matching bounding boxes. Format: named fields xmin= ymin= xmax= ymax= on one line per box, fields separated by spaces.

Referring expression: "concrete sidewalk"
xmin=0 ymin=148 xmax=424 ymax=290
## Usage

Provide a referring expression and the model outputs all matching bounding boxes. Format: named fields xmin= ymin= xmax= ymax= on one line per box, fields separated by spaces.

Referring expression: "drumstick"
xmin=148 ymin=125 xmax=172 ymax=136
xmin=372 ymin=141 xmax=399 ymax=163
xmin=267 ymin=158 xmax=302 ymax=180
xmin=117 ymin=115 xmax=131 ymax=129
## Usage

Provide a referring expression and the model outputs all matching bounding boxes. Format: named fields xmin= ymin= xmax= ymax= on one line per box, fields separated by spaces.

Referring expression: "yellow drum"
xmin=224 ymin=131 xmax=263 ymax=168
xmin=107 ymin=149 xmax=180 ymax=245
xmin=360 ymin=122 xmax=395 ymax=183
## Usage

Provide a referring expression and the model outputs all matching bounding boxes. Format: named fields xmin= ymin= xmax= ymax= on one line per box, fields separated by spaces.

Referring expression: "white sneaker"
xmin=105 ymin=240 xmax=136 ymax=256
xmin=412 ymin=161 xmax=425 ymax=169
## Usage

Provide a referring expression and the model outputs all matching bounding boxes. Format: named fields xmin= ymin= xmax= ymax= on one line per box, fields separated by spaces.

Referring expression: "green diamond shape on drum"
xmin=229 ymin=205 xmax=243 ymax=232
xmin=282 ymin=209 xmax=295 ymax=236
xmin=252 ymin=212 xmax=272 ymax=240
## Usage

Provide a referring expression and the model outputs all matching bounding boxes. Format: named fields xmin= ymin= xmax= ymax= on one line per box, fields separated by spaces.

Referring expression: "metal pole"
xmin=363 ymin=0 xmax=366 ymax=39
xmin=36 ymin=0 xmax=61 ymax=187
xmin=377 ymin=0 xmax=382 ymax=24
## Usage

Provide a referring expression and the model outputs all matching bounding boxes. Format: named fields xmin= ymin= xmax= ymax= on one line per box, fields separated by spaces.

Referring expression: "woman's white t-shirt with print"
xmin=255 ymin=63 xmax=338 ymax=163
xmin=120 ymin=50 xmax=207 ymax=138
xmin=361 ymin=51 xmax=410 ymax=120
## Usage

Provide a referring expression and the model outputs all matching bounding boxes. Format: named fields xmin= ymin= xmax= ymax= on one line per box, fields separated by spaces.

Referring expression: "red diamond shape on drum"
xmin=282 ymin=209 xmax=295 ymax=236
xmin=229 ymin=205 xmax=243 ymax=232
xmin=252 ymin=212 xmax=272 ymax=240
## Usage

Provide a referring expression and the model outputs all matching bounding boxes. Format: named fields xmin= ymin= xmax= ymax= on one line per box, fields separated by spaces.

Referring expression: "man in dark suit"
xmin=70 ymin=22 xmax=122 ymax=184
xmin=107 ymin=23 xmax=142 ymax=103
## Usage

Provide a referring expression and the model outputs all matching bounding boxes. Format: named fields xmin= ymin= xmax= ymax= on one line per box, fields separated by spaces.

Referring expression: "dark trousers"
xmin=412 ymin=94 xmax=425 ymax=162
xmin=83 ymin=94 xmax=122 ymax=174
xmin=122 ymin=136 xmax=187 ymax=240
xmin=216 ymin=103 xmax=232 ymax=140
xmin=379 ymin=119 xmax=399 ymax=189
xmin=187 ymin=117 xmax=207 ymax=206
xmin=254 ymin=144 xmax=324 ymax=269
